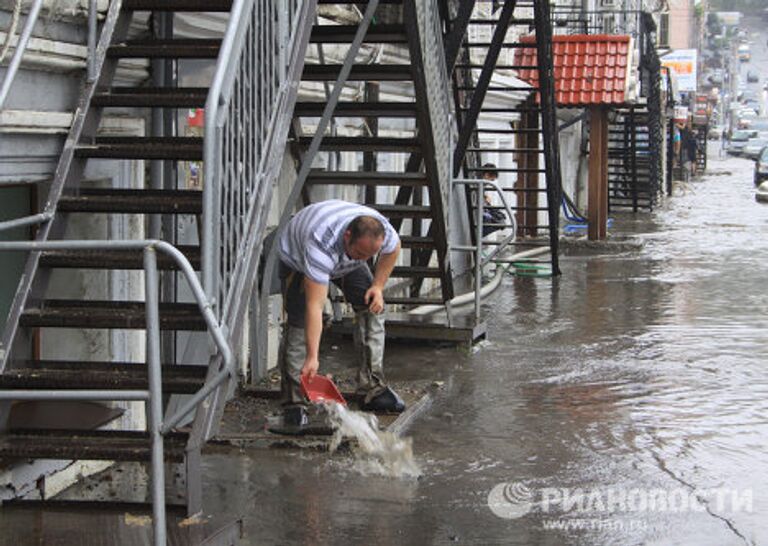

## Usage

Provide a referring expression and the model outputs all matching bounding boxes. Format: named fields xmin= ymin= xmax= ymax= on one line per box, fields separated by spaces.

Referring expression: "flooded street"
xmin=179 ymin=150 xmax=768 ymax=546
xmin=2 ymin=155 xmax=767 ymax=546
xmin=5 ymin=151 xmax=766 ymax=546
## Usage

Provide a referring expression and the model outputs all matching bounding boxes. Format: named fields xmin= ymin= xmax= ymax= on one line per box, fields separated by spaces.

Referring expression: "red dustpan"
xmin=301 ymin=374 xmax=347 ymax=406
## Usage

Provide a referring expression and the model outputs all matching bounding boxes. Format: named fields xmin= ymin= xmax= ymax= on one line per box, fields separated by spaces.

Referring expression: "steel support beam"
xmin=452 ymin=0 xmax=517 ymax=176
xmin=588 ymin=107 xmax=608 ymax=241
xmin=532 ymin=0 xmax=562 ymax=273
xmin=402 ymin=0 xmax=454 ymax=301
xmin=443 ymin=0 xmax=477 ymax=71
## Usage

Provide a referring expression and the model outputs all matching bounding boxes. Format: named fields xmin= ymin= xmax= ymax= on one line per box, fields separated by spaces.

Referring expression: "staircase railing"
xmin=0 ymin=238 xmax=233 ymax=546
xmin=202 ymin=0 xmax=316 ymax=337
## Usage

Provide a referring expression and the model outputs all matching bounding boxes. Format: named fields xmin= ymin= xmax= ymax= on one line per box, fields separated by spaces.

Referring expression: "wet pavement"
xmin=207 ymin=149 xmax=768 ymax=545
xmin=3 ymin=147 xmax=766 ymax=546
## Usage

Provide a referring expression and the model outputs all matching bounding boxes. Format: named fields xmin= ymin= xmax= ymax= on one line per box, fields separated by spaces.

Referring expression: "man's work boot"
xmin=361 ymin=386 xmax=406 ymax=413
xmin=353 ymin=310 xmax=405 ymax=413
xmin=279 ymin=324 xmax=307 ymax=406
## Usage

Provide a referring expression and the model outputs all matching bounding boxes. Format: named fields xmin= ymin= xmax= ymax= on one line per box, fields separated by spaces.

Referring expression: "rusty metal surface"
xmin=0 ymin=362 xmax=206 ymax=394
xmin=40 ymin=246 xmax=201 ymax=270
xmin=20 ymin=300 xmax=207 ymax=331
xmin=58 ymin=189 xmax=202 ymax=214
xmin=7 ymin=401 xmax=123 ymax=431
xmin=92 ymin=87 xmax=208 ymax=108
xmin=75 ymin=137 xmax=204 ymax=161
xmin=122 ymin=0 xmax=233 ymax=11
xmin=107 ymin=39 xmax=222 ymax=59
xmin=0 ymin=429 xmax=188 ymax=462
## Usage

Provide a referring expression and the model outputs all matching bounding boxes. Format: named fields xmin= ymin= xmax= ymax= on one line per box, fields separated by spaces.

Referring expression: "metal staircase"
xmin=449 ymin=0 xmax=563 ymax=275
xmin=287 ymin=0 xmax=456 ymax=306
xmin=0 ymin=0 xmax=316 ymax=544
xmin=607 ymin=105 xmax=654 ymax=212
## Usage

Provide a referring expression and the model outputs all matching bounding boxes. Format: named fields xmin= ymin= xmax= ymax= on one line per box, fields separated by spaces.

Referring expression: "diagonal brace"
xmin=453 ymin=0 xmax=517 ymax=176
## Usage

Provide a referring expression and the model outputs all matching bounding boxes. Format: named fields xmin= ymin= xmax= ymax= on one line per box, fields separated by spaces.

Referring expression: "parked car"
xmin=755 ymin=181 xmax=768 ymax=203
xmin=748 ymin=119 xmax=768 ymax=132
xmin=708 ymin=125 xmax=725 ymax=140
xmin=744 ymin=100 xmax=761 ymax=115
xmin=747 ymin=70 xmax=760 ymax=83
xmin=743 ymin=138 xmax=768 ymax=160
xmin=755 ymin=147 xmax=768 ymax=186
xmin=728 ymin=129 xmax=758 ymax=155
xmin=737 ymin=109 xmax=759 ymax=128
xmin=709 ymin=69 xmax=725 ymax=85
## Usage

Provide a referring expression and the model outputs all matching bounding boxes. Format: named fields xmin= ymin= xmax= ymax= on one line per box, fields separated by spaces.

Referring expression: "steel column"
xmin=532 ymin=0 xmax=563 ymax=273
xmin=588 ymin=107 xmax=608 ymax=241
xmin=144 ymin=247 xmax=167 ymax=546
xmin=443 ymin=0 xmax=477 ymax=71
xmin=452 ymin=0 xmax=517 ymax=176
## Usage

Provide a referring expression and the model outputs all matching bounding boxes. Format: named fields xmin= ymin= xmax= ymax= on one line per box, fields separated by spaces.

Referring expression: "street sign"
xmin=661 ymin=50 xmax=698 ymax=93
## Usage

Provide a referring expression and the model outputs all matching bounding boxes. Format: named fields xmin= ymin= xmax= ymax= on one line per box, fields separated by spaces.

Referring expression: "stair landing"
xmin=328 ymin=312 xmax=487 ymax=345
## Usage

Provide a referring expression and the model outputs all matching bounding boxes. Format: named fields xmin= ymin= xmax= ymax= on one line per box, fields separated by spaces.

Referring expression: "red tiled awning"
xmin=514 ymin=35 xmax=632 ymax=107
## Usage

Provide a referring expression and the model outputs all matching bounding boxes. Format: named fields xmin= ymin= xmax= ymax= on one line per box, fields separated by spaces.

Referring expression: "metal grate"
xmin=203 ymin=0 xmax=315 ymax=328
xmin=414 ymin=0 xmax=454 ymax=232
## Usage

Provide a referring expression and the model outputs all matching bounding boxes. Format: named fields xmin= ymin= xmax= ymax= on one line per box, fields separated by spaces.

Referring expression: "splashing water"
xmin=325 ymin=403 xmax=421 ymax=479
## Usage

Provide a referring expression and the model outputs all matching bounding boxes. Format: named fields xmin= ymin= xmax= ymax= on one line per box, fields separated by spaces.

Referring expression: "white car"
xmin=755 ymin=181 xmax=768 ymax=203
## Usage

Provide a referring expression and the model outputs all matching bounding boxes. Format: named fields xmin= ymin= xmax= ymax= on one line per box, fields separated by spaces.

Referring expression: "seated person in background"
xmin=480 ymin=163 xmax=507 ymax=236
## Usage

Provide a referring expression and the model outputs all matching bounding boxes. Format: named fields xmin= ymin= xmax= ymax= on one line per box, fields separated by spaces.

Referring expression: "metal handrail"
xmin=0 ymin=211 xmax=52 ymax=232
xmin=0 ymin=0 xmax=99 ymax=111
xmin=0 ymin=239 xmax=234 ymax=546
xmin=452 ymin=178 xmax=518 ymax=321
xmin=202 ymin=0 xmax=313 ymax=326
xmin=0 ymin=0 xmax=44 ymax=111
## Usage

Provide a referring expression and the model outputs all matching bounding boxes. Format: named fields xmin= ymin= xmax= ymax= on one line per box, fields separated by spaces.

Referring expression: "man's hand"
xmin=364 ymin=285 xmax=385 ymax=314
xmin=301 ymin=355 xmax=319 ymax=380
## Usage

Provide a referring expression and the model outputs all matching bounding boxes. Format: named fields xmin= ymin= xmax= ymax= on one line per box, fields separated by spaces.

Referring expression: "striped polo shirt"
xmin=278 ymin=200 xmax=400 ymax=284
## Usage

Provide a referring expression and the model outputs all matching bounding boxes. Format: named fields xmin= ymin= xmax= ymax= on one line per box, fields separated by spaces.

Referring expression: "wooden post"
xmin=588 ymin=106 xmax=608 ymax=240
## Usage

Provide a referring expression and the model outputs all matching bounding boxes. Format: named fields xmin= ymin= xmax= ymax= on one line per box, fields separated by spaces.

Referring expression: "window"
xmin=658 ymin=13 xmax=669 ymax=48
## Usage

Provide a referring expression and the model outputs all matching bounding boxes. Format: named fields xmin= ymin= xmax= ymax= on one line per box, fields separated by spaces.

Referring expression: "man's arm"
xmin=302 ymin=277 xmax=329 ymax=379
xmin=365 ymin=241 xmax=401 ymax=314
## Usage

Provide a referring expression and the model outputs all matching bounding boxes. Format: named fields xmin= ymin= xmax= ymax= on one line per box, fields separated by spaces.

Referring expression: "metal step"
xmin=107 ymin=39 xmax=220 ymax=59
xmin=92 ymin=87 xmax=208 ymax=108
xmin=390 ymin=266 xmax=441 ymax=278
xmin=454 ymin=64 xmax=533 ymax=70
xmin=469 ymin=18 xmax=535 ymax=25
xmin=302 ymin=64 xmax=412 ymax=81
xmin=305 ymin=171 xmax=427 ymax=187
xmin=317 ymin=0 xmax=401 ymax=3
xmin=0 ymin=361 xmax=206 ymax=394
xmin=370 ymin=204 xmax=432 ymax=218
xmin=297 ymin=136 xmax=419 ymax=152
xmin=39 ymin=245 xmax=201 ymax=270
xmin=0 ymin=429 xmax=188 ymax=462
xmin=311 ymin=24 xmax=407 ymax=43
xmin=75 ymin=137 xmax=203 ymax=160
xmin=399 ymin=236 xmax=434 ymax=248
xmin=122 ymin=0 xmax=232 ymax=10
xmin=20 ymin=300 xmax=207 ymax=331
xmin=58 ymin=189 xmax=203 ymax=214
xmin=294 ymin=101 xmax=417 ymax=118
xmin=466 ymin=148 xmax=543 ymax=153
